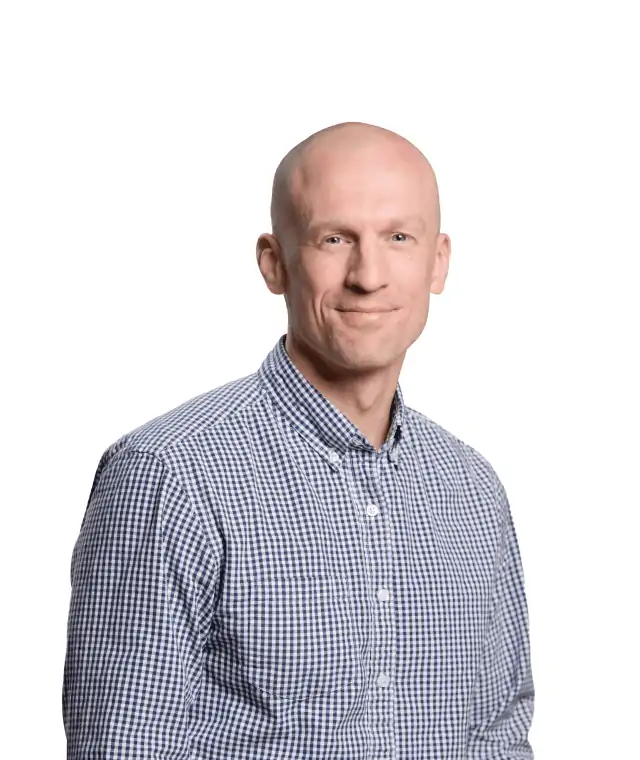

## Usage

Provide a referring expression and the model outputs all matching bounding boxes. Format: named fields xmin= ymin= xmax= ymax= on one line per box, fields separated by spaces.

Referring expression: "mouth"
xmin=336 ymin=308 xmax=398 ymax=314
xmin=335 ymin=308 xmax=398 ymax=326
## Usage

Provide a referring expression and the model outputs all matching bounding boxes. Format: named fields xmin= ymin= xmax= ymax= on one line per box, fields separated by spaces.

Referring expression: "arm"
xmin=466 ymin=477 xmax=535 ymax=759
xmin=62 ymin=448 xmax=222 ymax=759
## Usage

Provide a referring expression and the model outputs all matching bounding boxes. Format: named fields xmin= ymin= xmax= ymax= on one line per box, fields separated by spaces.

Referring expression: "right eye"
xmin=324 ymin=235 xmax=343 ymax=244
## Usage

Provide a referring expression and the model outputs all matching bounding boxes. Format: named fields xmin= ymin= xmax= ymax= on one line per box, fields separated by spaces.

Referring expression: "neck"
xmin=285 ymin=333 xmax=403 ymax=452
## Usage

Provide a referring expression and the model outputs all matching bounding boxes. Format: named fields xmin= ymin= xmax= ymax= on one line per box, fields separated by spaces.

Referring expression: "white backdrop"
xmin=2 ymin=1 xmax=639 ymax=757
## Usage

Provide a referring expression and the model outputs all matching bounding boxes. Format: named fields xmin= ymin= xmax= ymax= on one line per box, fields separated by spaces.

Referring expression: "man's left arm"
xmin=467 ymin=475 xmax=535 ymax=759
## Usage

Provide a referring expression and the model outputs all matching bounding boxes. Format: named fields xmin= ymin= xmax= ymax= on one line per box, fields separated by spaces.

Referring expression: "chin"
xmin=337 ymin=344 xmax=403 ymax=373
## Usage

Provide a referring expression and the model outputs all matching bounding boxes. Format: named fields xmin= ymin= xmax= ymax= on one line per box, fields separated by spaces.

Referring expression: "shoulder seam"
xmin=158 ymin=381 xmax=267 ymax=455
xmin=405 ymin=406 xmax=500 ymax=488
xmin=115 ymin=376 xmax=267 ymax=457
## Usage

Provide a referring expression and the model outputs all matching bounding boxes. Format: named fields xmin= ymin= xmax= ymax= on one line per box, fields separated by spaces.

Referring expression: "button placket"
xmin=347 ymin=445 xmax=397 ymax=758
xmin=369 ymin=449 xmax=398 ymax=758
xmin=365 ymin=502 xmax=380 ymax=517
xmin=377 ymin=587 xmax=391 ymax=602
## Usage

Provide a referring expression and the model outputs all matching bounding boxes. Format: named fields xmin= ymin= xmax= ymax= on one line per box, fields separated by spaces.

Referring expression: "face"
xmin=257 ymin=140 xmax=451 ymax=377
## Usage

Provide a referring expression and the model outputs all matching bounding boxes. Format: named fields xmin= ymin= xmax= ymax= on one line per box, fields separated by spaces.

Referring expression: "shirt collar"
xmin=258 ymin=334 xmax=405 ymax=468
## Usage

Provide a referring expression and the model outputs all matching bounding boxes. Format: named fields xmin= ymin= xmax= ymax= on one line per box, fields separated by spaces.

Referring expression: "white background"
xmin=2 ymin=1 xmax=638 ymax=757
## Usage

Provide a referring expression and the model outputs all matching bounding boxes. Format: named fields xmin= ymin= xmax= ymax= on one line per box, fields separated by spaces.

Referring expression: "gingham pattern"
xmin=63 ymin=334 xmax=535 ymax=759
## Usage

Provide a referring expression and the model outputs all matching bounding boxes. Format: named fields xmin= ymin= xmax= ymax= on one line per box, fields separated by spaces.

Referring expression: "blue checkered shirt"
xmin=63 ymin=334 xmax=534 ymax=759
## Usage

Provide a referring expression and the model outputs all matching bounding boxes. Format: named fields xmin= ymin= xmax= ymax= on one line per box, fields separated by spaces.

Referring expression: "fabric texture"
xmin=63 ymin=334 xmax=535 ymax=759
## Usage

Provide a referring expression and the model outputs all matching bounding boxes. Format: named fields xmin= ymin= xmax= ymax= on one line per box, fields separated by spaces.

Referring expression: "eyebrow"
xmin=307 ymin=216 xmax=427 ymax=236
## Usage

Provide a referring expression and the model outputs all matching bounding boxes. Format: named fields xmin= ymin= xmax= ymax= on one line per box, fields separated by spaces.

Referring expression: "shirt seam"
xmin=119 ymin=377 xmax=267 ymax=459
xmin=107 ymin=447 xmax=221 ymax=714
xmin=463 ymin=467 xmax=510 ymax=747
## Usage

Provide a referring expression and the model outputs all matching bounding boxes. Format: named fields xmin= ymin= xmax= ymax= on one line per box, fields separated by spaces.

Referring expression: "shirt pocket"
xmin=229 ymin=572 xmax=361 ymax=702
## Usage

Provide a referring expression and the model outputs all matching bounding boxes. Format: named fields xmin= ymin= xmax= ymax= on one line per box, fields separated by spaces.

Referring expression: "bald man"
xmin=63 ymin=122 xmax=535 ymax=759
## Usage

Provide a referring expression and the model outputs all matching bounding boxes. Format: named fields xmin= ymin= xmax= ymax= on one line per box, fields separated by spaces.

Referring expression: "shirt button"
xmin=328 ymin=450 xmax=340 ymax=464
xmin=365 ymin=503 xmax=380 ymax=517
xmin=376 ymin=673 xmax=391 ymax=688
xmin=377 ymin=587 xmax=391 ymax=602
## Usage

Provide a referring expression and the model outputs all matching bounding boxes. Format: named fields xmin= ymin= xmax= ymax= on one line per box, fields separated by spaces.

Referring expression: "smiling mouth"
xmin=336 ymin=308 xmax=397 ymax=313
xmin=335 ymin=309 xmax=397 ymax=326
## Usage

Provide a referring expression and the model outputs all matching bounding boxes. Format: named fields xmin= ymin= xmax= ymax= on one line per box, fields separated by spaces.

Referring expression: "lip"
xmin=336 ymin=308 xmax=397 ymax=313
xmin=335 ymin=308 xmax=397 ymax=326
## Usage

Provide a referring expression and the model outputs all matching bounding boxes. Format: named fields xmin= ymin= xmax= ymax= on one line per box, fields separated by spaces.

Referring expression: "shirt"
xmin=63 ymin=333 xmax=535 ymax=759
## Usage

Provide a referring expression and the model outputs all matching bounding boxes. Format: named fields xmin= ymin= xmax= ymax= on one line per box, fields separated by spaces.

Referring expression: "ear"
xmin=256 ymin=233 xmax=287 ymax=295
xmin=429 ymin=232 xmax=451 ymax=295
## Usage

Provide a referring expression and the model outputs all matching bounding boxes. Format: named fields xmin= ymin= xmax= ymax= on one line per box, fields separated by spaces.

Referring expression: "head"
xmin=256 ymin=121 xmax=451 ymax=378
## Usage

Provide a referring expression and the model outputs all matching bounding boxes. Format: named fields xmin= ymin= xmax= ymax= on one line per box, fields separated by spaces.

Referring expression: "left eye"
xmin=391 ymin=233 xmax=408 ymax=242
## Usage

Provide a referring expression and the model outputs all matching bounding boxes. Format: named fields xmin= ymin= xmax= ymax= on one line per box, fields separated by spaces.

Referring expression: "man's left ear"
xmin=430 ymin=233 xmax=451 ymax=295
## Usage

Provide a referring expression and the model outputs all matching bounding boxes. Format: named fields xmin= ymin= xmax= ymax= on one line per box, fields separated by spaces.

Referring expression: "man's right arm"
xmin=63 ymin=447 xmax=222 ymax=759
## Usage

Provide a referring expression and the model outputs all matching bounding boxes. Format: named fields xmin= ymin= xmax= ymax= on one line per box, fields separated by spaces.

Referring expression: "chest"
xmin=204 ymin=436 xmax=499 ymax=703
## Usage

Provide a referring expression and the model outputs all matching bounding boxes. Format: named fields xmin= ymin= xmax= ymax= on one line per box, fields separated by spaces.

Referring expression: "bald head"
xmin=270 ymin=122 xmax=441 ymax=246
xmin=256 ymin=121 xmax=452 ymax=382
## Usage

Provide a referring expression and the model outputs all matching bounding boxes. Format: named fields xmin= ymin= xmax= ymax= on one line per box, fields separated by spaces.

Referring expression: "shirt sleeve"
xmin=466 ymin=476 xmax=535 ymax=759
xmin=62 ymin=447 xmax=222 ymax=759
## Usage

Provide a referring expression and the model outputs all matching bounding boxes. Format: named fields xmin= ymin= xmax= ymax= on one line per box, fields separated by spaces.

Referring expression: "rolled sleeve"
xmin=62 ymin=448 xmax=221 ymax=759
xmin=466 ymin=477 xmax=535 ymax=759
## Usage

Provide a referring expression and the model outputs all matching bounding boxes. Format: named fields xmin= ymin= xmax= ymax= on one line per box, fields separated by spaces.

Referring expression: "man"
xmin=63 ymin=121 xmax=535 ymax=759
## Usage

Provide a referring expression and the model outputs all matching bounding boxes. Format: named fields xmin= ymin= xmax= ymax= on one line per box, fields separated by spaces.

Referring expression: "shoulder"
xmin=405 ymin=406 xmax=502 ymax=498
xmin=98 ymin=370 xmax=265 ymax=471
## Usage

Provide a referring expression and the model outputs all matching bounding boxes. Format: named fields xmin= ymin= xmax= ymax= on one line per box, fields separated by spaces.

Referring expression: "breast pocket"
xmin=228 ymin=573 xmax=361 ymax=702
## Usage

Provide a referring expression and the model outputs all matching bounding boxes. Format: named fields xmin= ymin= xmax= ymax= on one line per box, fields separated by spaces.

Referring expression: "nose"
xmin=344 ymin=236 xmax=388 ymax=294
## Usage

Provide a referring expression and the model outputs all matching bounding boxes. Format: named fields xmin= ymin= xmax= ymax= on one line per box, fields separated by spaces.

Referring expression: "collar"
xmin=258 ymin=334 xmax=405 ymax=469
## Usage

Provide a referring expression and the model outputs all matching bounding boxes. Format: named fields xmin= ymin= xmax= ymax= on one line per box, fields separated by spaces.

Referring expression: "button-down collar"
xmin=258 ymin=334 xmax=405 ymax=467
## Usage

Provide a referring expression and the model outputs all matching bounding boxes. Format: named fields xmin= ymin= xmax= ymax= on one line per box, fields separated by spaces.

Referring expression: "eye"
xmin=324 ymin=235 xmax=343 ymax=245
xmin=391 ymin=232 xmax=409 ymax=242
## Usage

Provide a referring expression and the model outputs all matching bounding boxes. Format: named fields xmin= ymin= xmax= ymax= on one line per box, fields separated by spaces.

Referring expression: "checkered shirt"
xmin=63 ymin=333 xmax=535 ymax=759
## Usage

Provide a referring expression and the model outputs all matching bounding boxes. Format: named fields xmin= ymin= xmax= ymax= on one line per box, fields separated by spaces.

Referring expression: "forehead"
xmin=290 ymin=146 xmax=436 ymax=227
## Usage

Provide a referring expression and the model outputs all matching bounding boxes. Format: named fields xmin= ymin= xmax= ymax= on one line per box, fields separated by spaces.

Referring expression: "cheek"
xmin=288 ymin=263 xmax=320 ymax=303
xmin=398 ymin=261 xmax=431 ymax=299
xmin=398 ymin=267 xmax=432 ymax=325
xmin=287 ymin=268 xmax=331 ymax=327
xmin=300 ymin=259 xmax=342 ymax=307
